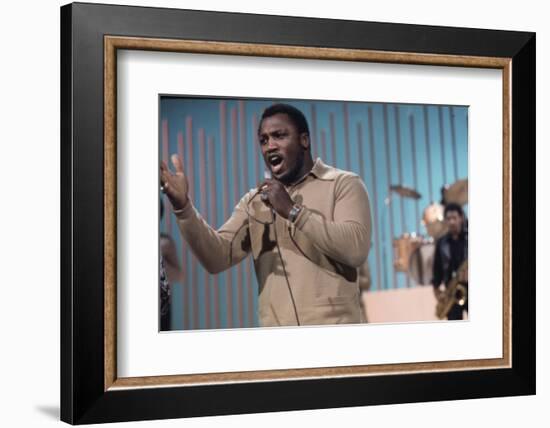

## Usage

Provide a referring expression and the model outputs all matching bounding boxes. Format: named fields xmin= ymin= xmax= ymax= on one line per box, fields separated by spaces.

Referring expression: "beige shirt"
xmin=174 ymin=158 xmax=372 ymax=327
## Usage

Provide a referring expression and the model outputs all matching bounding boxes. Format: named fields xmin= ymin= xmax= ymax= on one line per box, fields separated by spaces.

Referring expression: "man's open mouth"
xmin=268 ymin=153 xmax=284 ymax=174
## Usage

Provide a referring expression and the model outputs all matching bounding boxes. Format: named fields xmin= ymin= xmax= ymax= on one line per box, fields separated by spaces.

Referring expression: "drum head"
xmin=444 ymin=179 xmax=468 ymax=206
xmin=393 ymin=234 xmax=423 ymax=272
xmin=422 ymin=203 xmax=448 ymax=239
xmin=408 ymin=242 xmax=435 ymax=285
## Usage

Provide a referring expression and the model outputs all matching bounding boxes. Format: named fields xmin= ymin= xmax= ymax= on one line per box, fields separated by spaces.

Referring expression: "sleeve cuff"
xmin=172 ymin=198 xmax=194 ymax=219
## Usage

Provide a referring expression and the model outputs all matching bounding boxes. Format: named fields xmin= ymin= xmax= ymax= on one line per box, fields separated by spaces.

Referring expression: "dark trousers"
xmin=160 ymin=308 xmax=171 ymax=331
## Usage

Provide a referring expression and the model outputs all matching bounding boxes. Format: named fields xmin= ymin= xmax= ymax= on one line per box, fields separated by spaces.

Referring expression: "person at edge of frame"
xmin=160 ymin=103 xmax=372 ymax=327
xmin=431 ymin=202 xmax=469 ymax=320
xmin=159 ymin=199 xmax=185 ymax=331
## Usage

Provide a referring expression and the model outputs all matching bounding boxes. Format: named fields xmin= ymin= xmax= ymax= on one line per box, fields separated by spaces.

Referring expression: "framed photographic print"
xmin=61 ymin=2 xmax=535 ymax=424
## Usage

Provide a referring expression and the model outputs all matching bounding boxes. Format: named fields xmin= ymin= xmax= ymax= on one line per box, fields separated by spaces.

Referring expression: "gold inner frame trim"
xmin=104 ymin=35 xmax=512 ymax=391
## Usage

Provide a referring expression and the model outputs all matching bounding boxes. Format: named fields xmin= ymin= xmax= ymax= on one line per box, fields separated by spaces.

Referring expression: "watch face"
xmin=290 ymin=205 xmax=301 ymax=222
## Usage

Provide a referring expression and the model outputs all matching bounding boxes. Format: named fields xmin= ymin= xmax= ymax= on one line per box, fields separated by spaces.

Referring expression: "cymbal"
xmin=444 ymin=179 xmax=468 ymax=205
xmin=390 ymin=184 xmax=422 ymax=200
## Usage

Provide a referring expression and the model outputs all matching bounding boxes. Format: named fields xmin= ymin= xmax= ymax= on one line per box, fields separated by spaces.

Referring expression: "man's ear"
xmin=300 ymin=133 xmax=310 ymax=150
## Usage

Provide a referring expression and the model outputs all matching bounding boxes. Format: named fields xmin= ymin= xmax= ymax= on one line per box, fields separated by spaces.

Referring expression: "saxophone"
xmin=435 ymin=260 xmax=468 ymax=319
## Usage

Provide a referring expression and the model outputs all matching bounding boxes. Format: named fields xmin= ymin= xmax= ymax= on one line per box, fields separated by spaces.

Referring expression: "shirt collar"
xmin=285 ymin=158 xmax=338 ymax=190
xmin=309 ymin=158 xmax=338 ymax=180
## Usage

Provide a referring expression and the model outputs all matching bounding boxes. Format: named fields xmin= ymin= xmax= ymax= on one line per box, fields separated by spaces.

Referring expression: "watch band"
xmin=288 ymin=204 xmax=302 ymax=223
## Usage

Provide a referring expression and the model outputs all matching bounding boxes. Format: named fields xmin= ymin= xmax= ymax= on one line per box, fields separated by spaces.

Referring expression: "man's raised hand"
xmin=160 ymin=154 xmax=189 ymax=211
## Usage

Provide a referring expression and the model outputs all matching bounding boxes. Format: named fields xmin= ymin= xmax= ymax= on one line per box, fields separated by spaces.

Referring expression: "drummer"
xmin=431 ymin=203 xmax=468 ymax=320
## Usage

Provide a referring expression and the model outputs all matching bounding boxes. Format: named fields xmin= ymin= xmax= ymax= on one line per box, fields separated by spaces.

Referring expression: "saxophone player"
xmin=431 ymin=203 xmax=468 ymax=320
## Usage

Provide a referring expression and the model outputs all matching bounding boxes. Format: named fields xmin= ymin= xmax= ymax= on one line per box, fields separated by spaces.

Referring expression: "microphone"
xmin=259 ymin=170 xmax=271 ymax=201
xmin=262 ymin=171 xmax=299 ymax=325
xmin=261 ymin=170 xmax=276 ymax=219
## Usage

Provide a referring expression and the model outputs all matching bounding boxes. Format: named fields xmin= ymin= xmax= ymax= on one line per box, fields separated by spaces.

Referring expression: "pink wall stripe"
xmin=449 ymin=106 xmax=459 ymax=182
xmin=231 ymin=107 xmax=243 ymax=328
xmin=252 ymin=114 xmax=260 ymax=184
xmin=320 ymin=130 xmax=327 ymax=163
xmin=438 ymin=106 xmax=448 ymax=185
xmin=382 ymin=105 xmax=397 ymax=289
xmin=343 ymin=103 xmax=351 ymax=171
xmin=408 ymin=115 xmax=421 ymax=245
xmin=356 ymin=122 xmax=365 ymax=183
xmin=177 ymin=131 xmax=187 ymax=330
xmin=161 ymin=119 xmax=171 ymax=233
xmin=422 ymin=106 xmax=434 ymax=203
xmin=394 ymin=106 xmax=410 ymax=288
xmin=367 ymin=107 xmax=383 ymax=291
xmin=185 ymin=116 xmax=199 ymax=328
xmin=329 ymin=113 xmax=337 ymax=166
xmin=238 ymin=101 xmax=249 ymax=192
xmin=198 ymin=128 xmax=210 ymax=328
xmin=220 ymin=102 xmax=229 ymax=220
xmin=208 ymin=136 xmax=220 ymax=329
xmin=257 ymin=112 xmax=266 ymax=179
xmin=219 ymin=101 xmax=232 ymax=328
xmin=310 ymin=104 xmax=318 ymax=160
xmin=251 ymin=113 xmax=261 ymax=327
xmin=239 ymin=101 xmax=253 ymax=326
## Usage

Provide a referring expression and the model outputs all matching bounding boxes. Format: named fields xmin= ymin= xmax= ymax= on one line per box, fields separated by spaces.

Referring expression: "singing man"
xmin=160 ymin=103 xmax=372 ymax=327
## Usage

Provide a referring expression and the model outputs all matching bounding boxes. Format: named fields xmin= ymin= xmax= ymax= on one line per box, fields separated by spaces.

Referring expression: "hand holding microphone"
xmin=257 ymin=175 xmax=295 ymax=220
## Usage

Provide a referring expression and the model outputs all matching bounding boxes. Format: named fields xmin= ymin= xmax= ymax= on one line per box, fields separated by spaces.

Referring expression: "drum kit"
xmin=391 ymin=179 xmax=468 ymax=285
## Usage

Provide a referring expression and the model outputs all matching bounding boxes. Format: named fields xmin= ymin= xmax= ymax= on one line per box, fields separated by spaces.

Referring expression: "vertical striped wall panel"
xmin=160 ymin=97 xmax=468 ymax=329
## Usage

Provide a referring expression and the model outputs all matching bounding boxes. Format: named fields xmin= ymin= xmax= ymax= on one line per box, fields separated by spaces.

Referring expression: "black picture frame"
xmin=61 ymin=2 xmax=535 ymax=424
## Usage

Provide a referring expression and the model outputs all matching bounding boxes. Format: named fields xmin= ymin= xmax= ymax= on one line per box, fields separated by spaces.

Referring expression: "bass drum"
xmin=393 ymin=233 xmax=424 ymax=272
xmin=408 ymin=241 xmax=435 ymax=286
xmin=422 ymin=203 xmax=448 ymax=240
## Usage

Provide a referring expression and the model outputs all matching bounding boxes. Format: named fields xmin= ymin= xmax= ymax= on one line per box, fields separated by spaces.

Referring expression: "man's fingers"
xmin=160 ymin=161 xmax=172 ymax=188
xmin=171 ymin=154 xmax=184 ymax=174
xmin=160 ymin=166 xmax=170 ymax=185
xmin=257 ymin=179 xmax=275 ymax=191
xmin=160 ymin=160 xmax=171 ymax=174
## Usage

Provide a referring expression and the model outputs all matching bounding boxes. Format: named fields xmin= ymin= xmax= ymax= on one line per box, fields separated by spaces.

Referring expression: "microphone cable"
xmin=186 ymin=189 xmax=301 ymax=327
xmin=271 ymin=210 xmax=301 ymax=326
xmin=246 ymin=189 xmax=301 ymax=326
